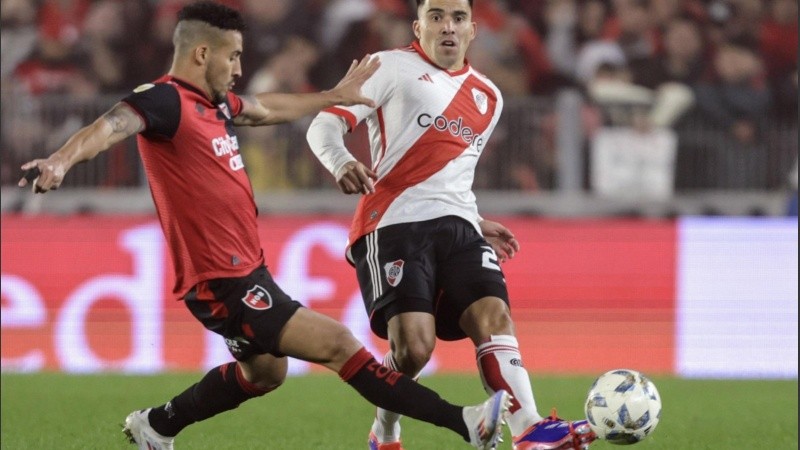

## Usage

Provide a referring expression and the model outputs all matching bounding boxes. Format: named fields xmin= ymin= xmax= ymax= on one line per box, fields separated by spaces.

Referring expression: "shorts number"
xmin=481 ymin=246 xmax=501 ymax=271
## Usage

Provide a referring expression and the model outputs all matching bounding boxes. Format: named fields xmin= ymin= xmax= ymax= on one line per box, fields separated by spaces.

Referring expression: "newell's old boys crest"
xmin=383 ymin=260 xmax=405 ymax=287
xmin=472 ymin=88 xmax=488 ymax=115
xmin=242 ymin=285 xmax=272 ymax=310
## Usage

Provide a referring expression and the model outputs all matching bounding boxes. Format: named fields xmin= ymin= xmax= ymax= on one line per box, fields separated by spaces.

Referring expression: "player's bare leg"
xmin=367 ymin=312 xmax=436 ymax=449
xmin=238 ymin=353 xmax=288 ymax=390
xmin=276 ymin=307 xmax=510 ymax=448
xmin=461 ymin=297 xmax=595 ymax=449
xmin=126 ymin=306 xmax=511 ymax=450
xmin=460 ymin=297 xmax=543 ymax=434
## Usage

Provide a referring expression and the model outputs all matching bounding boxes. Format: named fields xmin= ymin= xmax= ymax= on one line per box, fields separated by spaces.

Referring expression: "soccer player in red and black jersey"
xmin=17 ymin=2 xmax=511 ymax=449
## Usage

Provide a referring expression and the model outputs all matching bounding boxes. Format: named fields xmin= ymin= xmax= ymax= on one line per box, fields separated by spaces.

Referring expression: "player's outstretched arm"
xmin=17 ymin=102 xmax=144 ymax=193
xmin=235 ymin=54 xmax=380 ymax=126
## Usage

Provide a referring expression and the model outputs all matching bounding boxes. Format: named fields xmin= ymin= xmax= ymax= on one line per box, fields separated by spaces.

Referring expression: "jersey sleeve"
xmin=226 ymin=92 xmax=244 ymax=117
xmin=121 ymin=83 xmax=181 ymax=139
xmin=322 ymin=51 xmax=397 ymax=131
xmin=487 ymin=82 xmax=504 ymax=138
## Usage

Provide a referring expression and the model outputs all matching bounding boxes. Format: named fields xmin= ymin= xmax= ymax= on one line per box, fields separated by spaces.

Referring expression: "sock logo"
xmin=242 ymin=284 xmax=272 ymax=310
xmin=510 ymin=358 xmax=523 ymax=367
xmin=383 ymin=260 xmax=404 ymax=287
xmin=366 ymin=360 xmax=402 ymax=386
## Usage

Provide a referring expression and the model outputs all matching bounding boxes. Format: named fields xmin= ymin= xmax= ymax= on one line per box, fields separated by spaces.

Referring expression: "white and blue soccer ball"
xmin=584 ymin=369 xmax=662 ymax=445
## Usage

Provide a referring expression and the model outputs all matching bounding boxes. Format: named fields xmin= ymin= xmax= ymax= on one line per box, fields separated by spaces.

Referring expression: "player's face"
xmin=413 ymin=0 xmax=475 ymax=70
xmin=205 ymin=30 xmax=243 ymax=103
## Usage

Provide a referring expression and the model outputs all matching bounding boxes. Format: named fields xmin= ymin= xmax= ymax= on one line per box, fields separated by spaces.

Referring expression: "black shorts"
xmin=350 ymin=216 xmax=509 ymax=341
xmin=184 ymin=265 xmax=303 ymax=360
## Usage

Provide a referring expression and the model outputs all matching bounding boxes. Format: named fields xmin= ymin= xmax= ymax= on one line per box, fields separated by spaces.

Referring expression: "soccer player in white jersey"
xmin=307 ymin=1 xmax=597 ymax=449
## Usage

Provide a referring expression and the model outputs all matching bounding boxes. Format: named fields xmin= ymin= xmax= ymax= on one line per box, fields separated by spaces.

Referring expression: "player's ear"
xmin=412 ymin=20 xmax=421 ymax=39
xmin=193 ymin=45 xmax=209 ymax=65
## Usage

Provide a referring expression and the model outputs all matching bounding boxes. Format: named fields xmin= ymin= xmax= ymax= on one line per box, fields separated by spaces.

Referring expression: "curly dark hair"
xmin=177 ymin=1 xmax=246 ymax=31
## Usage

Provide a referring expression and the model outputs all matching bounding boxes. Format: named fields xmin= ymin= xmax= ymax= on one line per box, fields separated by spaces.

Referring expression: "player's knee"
xmin=487 ymin=306 xmax=514 ymax=331
xmin=239 ymin=358 xmax=288 ymax=392
xmin=393 ymin=341 xmax=433 ymax=374
xmin=461 ymin=298 xmax=515 ymax=338
xmin=249 ymin=369 xmax=286 ymax=392
xmin=250 ymin=376 xmax=285 ymax=393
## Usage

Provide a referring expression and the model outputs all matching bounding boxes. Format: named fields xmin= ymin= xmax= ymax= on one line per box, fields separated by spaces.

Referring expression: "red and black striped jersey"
xmin=123 ymin=75 xmax=263 ymax=298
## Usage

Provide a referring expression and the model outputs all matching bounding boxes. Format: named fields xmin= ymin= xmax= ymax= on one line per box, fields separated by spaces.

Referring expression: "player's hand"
xmin=329 ymin=54 xmax=380 ymax=108
xmin=336 ymin=161 xmax=377 ymax=195
xmin=480 ymin=219 xmax=520 ymax=263
xmin=18 ymin=157 xmax=68 ymax=193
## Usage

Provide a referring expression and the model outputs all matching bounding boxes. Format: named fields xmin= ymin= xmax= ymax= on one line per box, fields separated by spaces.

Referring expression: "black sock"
xmin=339 ymin=347 xmax=469 ymax=441
xmin=148 ymin=362 xmax=271 ymax=437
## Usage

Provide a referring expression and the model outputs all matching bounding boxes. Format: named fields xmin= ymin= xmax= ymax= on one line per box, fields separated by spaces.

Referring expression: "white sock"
xmin=476 ymin=335 xmax=543 ymax=436
xmin=370 ymin=353 xmax=409 ymax=442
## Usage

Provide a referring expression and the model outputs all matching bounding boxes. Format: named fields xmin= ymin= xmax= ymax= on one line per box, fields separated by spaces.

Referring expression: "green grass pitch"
xmin=1 ymin=372 xmax=796 ymax=449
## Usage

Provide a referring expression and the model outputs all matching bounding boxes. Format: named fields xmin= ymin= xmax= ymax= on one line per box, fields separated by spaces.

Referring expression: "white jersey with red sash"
xmin=323 ymin=42 xmax=503 ymax=248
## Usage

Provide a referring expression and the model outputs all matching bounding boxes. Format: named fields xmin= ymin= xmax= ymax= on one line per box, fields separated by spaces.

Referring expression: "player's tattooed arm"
xmin=233 ymin=95 xmax=270 ymax=126
xmin=18 ymin=102 xmax=144 ymax=193
xmin=63 ymin=101 xmax=143 ymax=163
xmin=102 ymin=102 xmax=145 ymax=136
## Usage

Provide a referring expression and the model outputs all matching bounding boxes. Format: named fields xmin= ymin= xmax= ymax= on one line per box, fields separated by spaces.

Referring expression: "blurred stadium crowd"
xmin=1 ymin=0 xmax=797 ymax=198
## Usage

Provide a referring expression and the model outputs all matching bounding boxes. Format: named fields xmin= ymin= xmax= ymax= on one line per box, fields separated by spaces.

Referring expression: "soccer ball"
xmin=584 ymin=369 xmax=662 ymax=445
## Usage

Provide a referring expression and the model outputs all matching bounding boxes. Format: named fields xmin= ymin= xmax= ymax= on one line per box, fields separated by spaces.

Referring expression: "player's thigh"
xmin=436 ymin=227 xmax=510 ymax=340
xmin=275 ymin=307 xmax=362 ymax=372
xmin=350 ymin=222 xmax=438 ymax=338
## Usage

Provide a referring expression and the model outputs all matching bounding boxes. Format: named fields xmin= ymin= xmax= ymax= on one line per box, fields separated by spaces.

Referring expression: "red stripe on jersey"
xmin=324 ymin=106 xmax=357 ymax=131
xmin=374 ymin=106 xmax=387 ymax=169
xmin=348 ymin=74 xmax=497 ymax=245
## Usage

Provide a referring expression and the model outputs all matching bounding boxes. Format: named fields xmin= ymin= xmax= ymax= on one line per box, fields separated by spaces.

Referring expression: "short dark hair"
xmin=416 ymin=0 xmax=473 ymax=9
xmin=178 ymin=1 xmax=246 ymax=32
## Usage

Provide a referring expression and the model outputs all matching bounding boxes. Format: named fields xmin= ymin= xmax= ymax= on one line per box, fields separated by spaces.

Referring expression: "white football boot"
xmin=463 ymin=390 xmax=512 ymax=450
xmin=123 ymin=408 xmax=175 ymax=450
